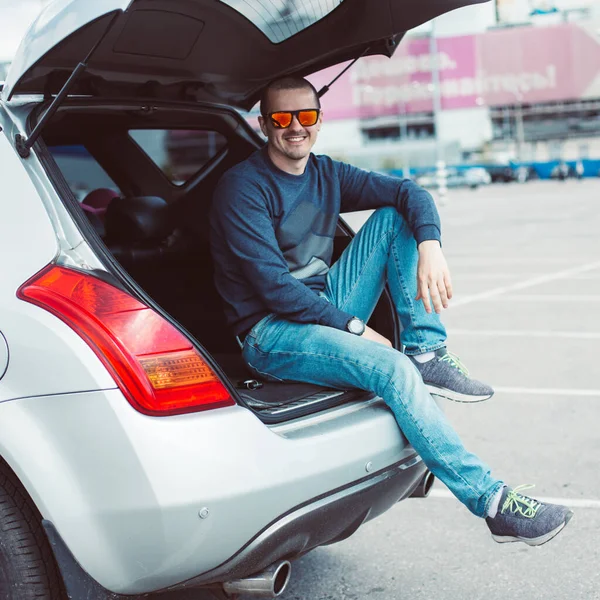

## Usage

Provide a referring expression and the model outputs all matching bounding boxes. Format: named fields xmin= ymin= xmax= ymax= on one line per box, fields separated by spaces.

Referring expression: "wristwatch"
xmin=346 ymin=317 xmax=365 ymax=336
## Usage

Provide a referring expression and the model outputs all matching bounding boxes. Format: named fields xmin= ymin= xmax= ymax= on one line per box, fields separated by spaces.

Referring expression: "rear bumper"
xmin=171 ymin=454 xmax=426 ymax=590
xmin=43 ymin=455 xmax=427 ymax=598
xmin=0 ymin=389 xmax=431 ymax=594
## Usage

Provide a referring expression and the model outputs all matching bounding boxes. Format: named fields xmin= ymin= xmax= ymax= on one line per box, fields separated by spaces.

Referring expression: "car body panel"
xmin=3 ymin=0 xmax=488 ymax=109
xmin=0 ymin=117 xmax=118 ymax=401
xmin=1 ymin=99 xmax=125 ymax=269
xmin=0 ymin=301 xmax=119 ymax=402
xmin=0 ymin=388 xmax=412 ymax=594
xmin=0 ymin=127 xmax=58 ymax=290
xmin=0 ymin=332 xmax=8 ymax=380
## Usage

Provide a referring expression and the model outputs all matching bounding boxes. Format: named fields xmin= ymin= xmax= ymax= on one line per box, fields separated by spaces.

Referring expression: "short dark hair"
xmin=259 ymin=77 xmax=321 ymax=116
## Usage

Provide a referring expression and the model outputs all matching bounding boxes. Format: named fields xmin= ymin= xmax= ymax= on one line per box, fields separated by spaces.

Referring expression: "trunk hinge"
xmin=316 ymin=33 xmax=404 ymax=98
xmin=15 ymin=10 xmax=122 ymax=159
xmin=316 ymin=46 xmax=371 ymax=98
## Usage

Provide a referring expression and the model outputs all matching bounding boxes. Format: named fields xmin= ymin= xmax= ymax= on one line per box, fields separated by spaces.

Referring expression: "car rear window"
xmin=48 ymin=145 xmax=121 ymax=201
xmin=221 ymin=0 xmax=346 ymax=43
xmin=129 ymin=129 xmax=227 ymax=186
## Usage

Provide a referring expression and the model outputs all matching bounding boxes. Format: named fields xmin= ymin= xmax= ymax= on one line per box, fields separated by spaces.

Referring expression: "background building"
xmin=2 ymin=0 xmax=599 ymax=176
xmin=298 ymin=5 xmax=600 ymax=172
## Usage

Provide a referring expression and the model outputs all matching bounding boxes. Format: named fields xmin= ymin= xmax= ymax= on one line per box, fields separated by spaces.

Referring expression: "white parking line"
xmin=429 ymin=489 xmax=600 ymax=509
xmin=494 ymin=386 xmax=600 ymax=397
xmin=450 ymin=260 xmax=600 ymax=308
xmin=448 ymin=329 xmax=600 ymax=340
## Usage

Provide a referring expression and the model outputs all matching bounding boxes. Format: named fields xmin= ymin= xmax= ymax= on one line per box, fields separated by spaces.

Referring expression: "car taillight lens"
xmin=17 ymin=265 xmax=234 ymax=416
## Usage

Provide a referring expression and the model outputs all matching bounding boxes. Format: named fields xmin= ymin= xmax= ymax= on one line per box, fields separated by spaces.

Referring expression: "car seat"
xmin=104 ymin=195 xmax=175 ymax=268
xmin=103 ymin=195 xmax=233 ymax=350
xmin=80 ymin=188 xmax=119 ymax=238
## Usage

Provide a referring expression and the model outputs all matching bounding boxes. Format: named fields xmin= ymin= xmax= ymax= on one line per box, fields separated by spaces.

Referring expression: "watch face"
xmin=348 ymin=318 xmax=364 ymax=335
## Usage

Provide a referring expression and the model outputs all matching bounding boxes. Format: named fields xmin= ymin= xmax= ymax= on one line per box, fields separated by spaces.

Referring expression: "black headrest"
xmin=105 ymin=196 xmax=172 ymax=243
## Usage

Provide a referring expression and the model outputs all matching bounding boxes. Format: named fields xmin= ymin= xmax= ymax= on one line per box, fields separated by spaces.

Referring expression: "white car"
xmin=462 ymin=167 xmax=491 ymax=187
xmin=416 ymin=167 xmax=491 ymax=189
xmin=0 ymin=0 xmax=478 ymax=598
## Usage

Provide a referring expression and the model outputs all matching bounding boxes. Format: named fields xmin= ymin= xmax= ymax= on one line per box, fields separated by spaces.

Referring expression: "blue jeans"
xmin=242 ymin=207 xmax=503 ymax=516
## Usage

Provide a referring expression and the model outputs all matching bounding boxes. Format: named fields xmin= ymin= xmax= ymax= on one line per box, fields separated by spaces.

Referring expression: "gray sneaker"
xmin=486 ymin=486 xmax=573 ymax=546
xmin=409 ymin=347 xmax=494 ymax=402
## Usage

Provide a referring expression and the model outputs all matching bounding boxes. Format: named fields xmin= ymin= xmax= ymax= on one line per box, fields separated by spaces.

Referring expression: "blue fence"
xmin=518 ymin=159 xmax=600 ymax=179
xmin=390 ymin=159 xmax=600 ymax=180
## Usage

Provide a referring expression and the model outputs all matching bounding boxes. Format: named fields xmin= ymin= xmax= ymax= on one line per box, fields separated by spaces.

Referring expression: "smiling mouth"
xmin=284 ymin=135 xmax=306 ymax=142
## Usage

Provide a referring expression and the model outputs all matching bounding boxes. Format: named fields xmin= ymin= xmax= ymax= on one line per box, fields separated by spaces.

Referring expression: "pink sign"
xmin=306 ymin=22 xmax=600 ymax=120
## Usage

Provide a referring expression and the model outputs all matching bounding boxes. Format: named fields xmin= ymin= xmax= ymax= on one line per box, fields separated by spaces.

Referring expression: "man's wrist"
xmin=346 ymin=317 xmax=365 ymax=336
xmin=418 ymin=239 xmax=441 ymax=250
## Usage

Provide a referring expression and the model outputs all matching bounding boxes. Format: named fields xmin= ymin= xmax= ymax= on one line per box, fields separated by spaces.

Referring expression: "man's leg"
xmin=326 ymin=206 xmax=445 ymax=352
xmin=242 ymin=207 xmax=573 ymax=542
xmin=241 ymin=207 xmax=498 ymax=514
xmin=328 ymin=207 xmax=493 ymax=402
xmin=243 ymin=317 xmax=572 ymax=542
xmin=242 ymin=317 xmax=502 ymax=517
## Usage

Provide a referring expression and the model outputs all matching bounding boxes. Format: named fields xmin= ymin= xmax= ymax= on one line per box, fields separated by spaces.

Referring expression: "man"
xmin=210 ymin=76 xmax=572 ymax=545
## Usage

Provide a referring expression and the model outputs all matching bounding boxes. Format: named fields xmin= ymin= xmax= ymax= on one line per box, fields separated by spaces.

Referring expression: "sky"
xmin=0 ymin=0 xmax=46 ymax=60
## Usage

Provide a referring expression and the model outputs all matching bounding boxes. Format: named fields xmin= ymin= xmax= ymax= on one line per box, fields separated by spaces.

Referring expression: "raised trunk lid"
xmin=3 ymin=0 xmax=488 ymax=108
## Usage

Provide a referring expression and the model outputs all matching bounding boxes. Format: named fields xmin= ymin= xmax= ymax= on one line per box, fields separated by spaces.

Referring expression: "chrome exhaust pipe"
xmin=222 ymin=560 xmax=292 ymax=597
xmin=409 ymin=470 xmax=435 ymax=498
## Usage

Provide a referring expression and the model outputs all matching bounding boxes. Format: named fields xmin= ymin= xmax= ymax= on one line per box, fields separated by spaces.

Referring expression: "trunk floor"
xmin=213 ymin=353 xmax=374 ymax=420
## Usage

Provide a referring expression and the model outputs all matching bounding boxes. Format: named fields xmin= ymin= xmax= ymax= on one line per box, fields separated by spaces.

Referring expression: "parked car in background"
xmin=485 ymin=164 xmax=516 ymax=183
xmin=416 ymin=167 xmax=491 ymax=190
xmin=461 ymin=167 xmax=492 ymax=188
xmin=0 ymin=0 xmax=485 ymax=598
xmin=479 ymin=163 xmax=538 ymax=184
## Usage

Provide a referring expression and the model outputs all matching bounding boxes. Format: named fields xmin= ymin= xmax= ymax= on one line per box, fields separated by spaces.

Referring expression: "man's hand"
xmin=416 ymin=240 xmax=453 ymax=314
xmin=361 ymin=325 xmax=392 ymax=347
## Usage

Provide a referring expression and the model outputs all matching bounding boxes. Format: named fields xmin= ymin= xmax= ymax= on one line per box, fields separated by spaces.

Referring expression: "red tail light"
xmin=18 ymin=265 xmax=234 ymax=416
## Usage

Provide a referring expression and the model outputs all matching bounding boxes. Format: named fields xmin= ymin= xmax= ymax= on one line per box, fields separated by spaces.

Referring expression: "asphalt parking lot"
xmin=149 ymin=179 xmax=599 ymax=600
xmin=263 ymin=179 xmax=600 ymax=600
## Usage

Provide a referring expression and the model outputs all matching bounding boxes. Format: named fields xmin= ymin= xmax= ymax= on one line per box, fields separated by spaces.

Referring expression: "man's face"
xmin=258 ymin=87 xmax=322 ymax=164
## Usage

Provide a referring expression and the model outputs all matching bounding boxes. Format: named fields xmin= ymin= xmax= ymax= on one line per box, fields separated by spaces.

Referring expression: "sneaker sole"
xmin=491 ymin=511 xmax=574 ymax=546
xmin=426 ymin=384 xmax=494 ymax=403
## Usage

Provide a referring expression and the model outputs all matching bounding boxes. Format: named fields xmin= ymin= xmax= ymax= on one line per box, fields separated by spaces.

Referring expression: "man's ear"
xmin=258 ymin=116 xmax=268 ymax=137
xmin=314 ymin=109 xmax=323 ymax=133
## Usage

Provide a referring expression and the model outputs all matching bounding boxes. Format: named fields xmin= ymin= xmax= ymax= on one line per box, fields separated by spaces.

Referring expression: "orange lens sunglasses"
xmin=267 ymin=109 xmax=320 ymax=129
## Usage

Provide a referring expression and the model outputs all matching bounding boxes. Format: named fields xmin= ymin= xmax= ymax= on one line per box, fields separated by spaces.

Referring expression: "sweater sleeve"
xmin=336 ymin=161 xmax=441 ymax=245
xmin=214 ymin=176 xmax=354 ymax=330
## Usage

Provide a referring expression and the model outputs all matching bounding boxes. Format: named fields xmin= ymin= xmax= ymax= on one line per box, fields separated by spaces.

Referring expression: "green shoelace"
xmin=440 ymin=352 xmax=470 ymax=377
xmin=501 ymin=484 xmax=541 ymax=519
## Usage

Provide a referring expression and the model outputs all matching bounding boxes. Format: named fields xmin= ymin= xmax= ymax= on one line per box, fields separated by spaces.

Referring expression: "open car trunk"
xmin=7 ymin=0 xmax=487 ymax=421
xmin=36 ymin=100 xmax=399 ymax=423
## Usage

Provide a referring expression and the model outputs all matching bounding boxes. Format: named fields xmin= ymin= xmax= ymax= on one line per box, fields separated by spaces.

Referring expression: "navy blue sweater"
xmin=210 ymin=147 xmax=441 ymax=336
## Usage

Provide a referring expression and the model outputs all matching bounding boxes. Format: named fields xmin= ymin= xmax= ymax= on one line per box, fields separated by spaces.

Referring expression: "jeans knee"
xmin=371 ymin=207 xmax=409 ymax=238
xmin=382 ymin=353 xmax=422 ymax=397
xmin=373 ymin=206 xmax=400 ymax=225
